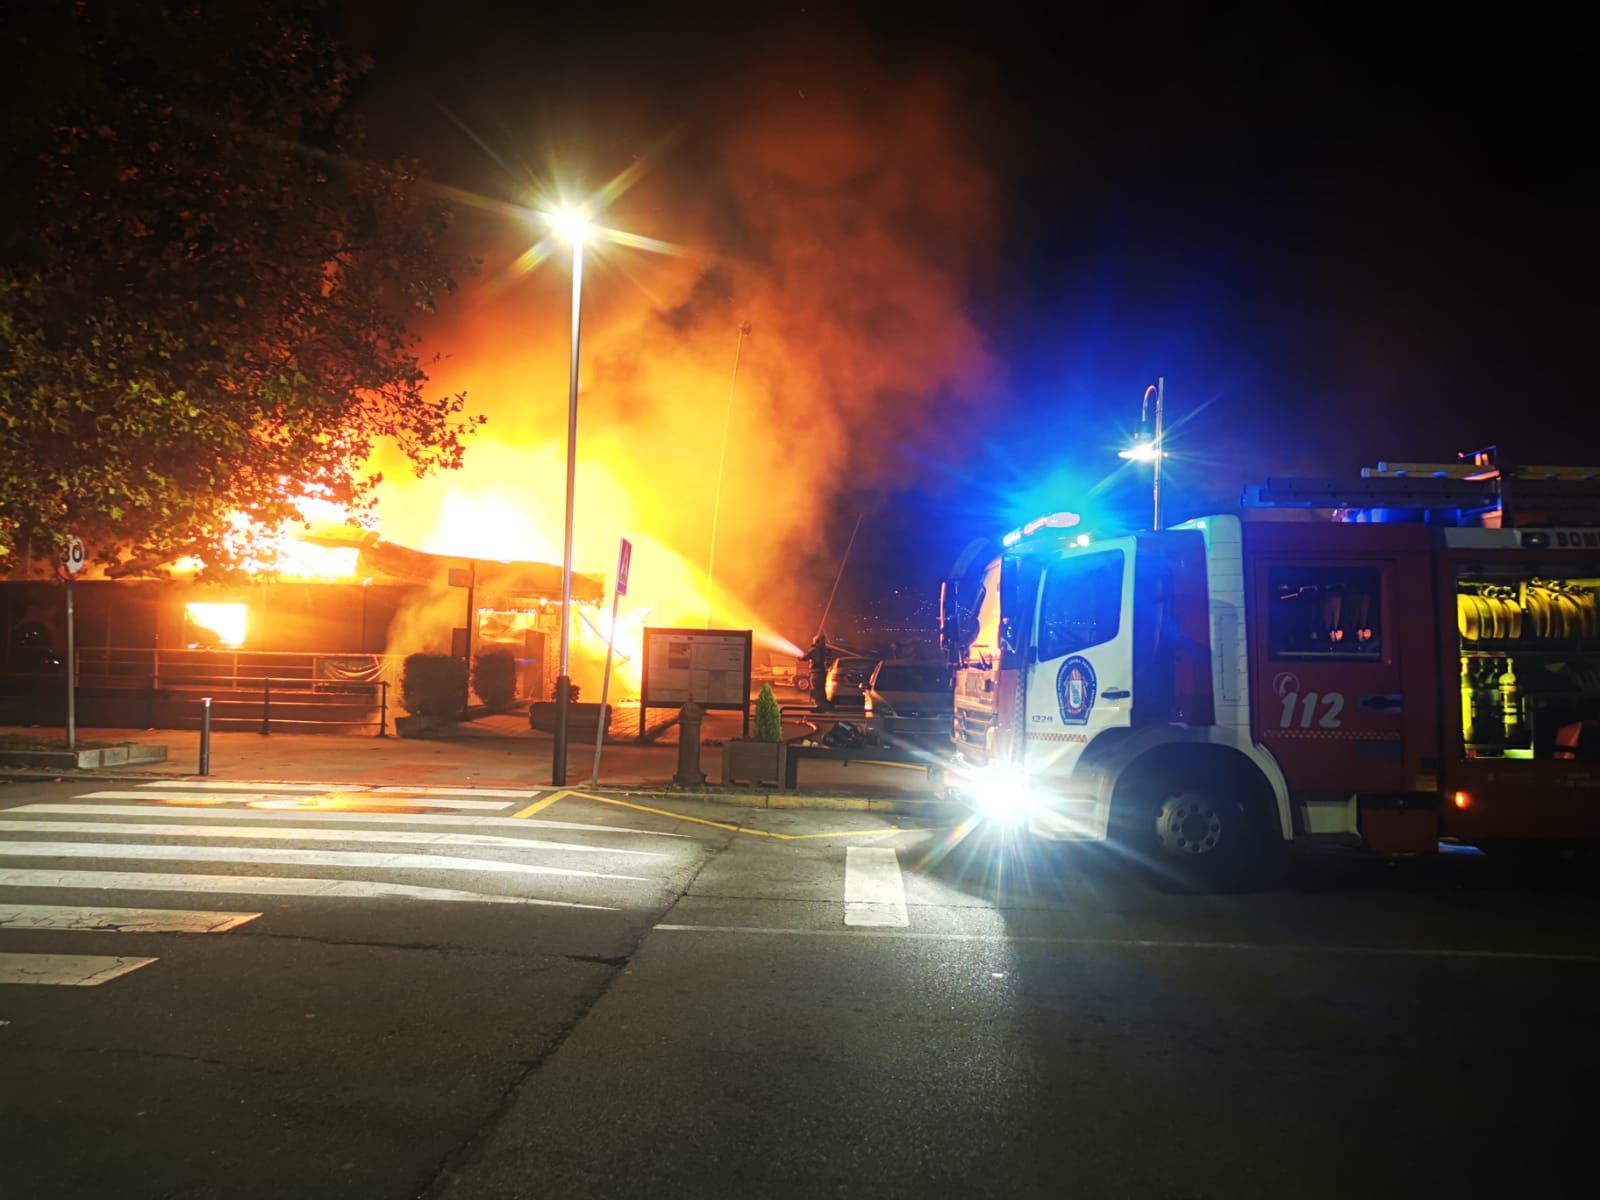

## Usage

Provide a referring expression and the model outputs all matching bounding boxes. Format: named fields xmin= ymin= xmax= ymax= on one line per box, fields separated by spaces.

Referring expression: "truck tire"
xmin=1142 ymin=773 xmax=1264 ymax=892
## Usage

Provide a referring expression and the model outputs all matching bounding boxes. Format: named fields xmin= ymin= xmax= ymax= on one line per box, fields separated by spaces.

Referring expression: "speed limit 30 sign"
xmin=60 ymin=535 xmax=86 ymax=576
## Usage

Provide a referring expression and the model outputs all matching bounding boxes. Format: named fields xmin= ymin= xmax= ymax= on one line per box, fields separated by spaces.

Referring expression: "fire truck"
xmin=938 ymin=458 xmax=1600 ymax=887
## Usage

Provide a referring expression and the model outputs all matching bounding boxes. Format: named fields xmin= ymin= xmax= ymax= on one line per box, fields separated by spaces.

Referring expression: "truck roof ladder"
xmin=1243 ymin=457 xmax=1600 ymax=528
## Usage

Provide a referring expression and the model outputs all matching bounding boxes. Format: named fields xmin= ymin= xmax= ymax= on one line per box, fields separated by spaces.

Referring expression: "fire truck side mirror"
xmin=939 ymin=579 xmax=962 ymax=665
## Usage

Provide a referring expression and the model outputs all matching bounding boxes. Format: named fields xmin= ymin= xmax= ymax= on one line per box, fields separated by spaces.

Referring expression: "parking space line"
xmin=513 ymin=791 xmax=570 ymax=819
xmin=562 ymin=792 xmax=928 ymax=842
xmin=562 ymin=793 xmax=777 ymax=837
xmin=844 ymin=847 xmax=909 ymax=927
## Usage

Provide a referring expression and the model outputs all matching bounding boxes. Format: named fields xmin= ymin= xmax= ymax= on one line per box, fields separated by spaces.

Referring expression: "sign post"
xmin=448 ymin=562 xmax=477 ymax=714
xmin=589 ymin=538 xmax=631 ymax=786
xmin=59 ymin=535 xmax=86 ymax=750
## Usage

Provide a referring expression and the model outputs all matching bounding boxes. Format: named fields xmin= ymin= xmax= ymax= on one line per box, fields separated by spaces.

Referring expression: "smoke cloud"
xmin=370 ymin=52 xmax=1000 ymax=683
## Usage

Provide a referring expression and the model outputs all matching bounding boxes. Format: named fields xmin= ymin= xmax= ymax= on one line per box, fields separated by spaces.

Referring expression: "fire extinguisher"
xmin=1500 ymin=659 xmax=1523 ymax=747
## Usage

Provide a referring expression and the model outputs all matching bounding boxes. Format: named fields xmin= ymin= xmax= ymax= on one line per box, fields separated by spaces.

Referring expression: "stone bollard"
xmin=675 ymin=699 xmax=706 ymax=787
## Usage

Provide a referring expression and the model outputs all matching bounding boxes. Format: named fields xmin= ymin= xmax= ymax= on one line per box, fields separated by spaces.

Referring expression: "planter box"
xmin=722 ymin=739 xmax=787 ymax=786
xmin=529 ymin=702 xmax=613 ymax=739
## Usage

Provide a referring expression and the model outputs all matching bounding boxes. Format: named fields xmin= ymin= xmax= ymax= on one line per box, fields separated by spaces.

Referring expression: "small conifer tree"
xmin=754 ymin=684 xmax=783 ymax=742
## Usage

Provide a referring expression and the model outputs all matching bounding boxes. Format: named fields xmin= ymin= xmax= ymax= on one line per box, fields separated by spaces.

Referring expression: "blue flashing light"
xmin=1002 ymin=511 xmax=1082 ymax=550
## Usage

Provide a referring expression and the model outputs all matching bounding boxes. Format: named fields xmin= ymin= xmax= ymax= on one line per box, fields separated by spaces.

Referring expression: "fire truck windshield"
xmin=966 ymin=561 xmax=1002 ymax=667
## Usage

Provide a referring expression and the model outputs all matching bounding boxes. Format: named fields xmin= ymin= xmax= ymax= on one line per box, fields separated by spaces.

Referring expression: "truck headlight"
xmin=974 ymin=767 xmax=1031 ymax=824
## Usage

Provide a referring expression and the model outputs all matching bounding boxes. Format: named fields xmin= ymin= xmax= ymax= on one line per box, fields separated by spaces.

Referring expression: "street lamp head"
xmin=1119 ymin=433 xmax=1160 ymax=464
xmin=548 ymin=205 xmax=594 ymax=245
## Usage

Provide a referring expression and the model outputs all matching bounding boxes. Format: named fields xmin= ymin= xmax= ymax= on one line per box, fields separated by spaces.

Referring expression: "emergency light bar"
xmin=1001 ymin=511 xmax=1082 ymax=548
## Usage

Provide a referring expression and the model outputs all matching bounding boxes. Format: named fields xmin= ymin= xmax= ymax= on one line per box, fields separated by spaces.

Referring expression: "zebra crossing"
xmin=0 ymin=779 xmax=693 ymax=988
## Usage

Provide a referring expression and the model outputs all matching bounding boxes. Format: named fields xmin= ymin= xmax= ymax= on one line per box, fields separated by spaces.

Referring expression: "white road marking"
xmin=127 ymin=781 xmax=540 ymax=800
xmin=652 ymin=925 xmax=1600 ymax=963
xmin=370 ymin=786 xmax=541 ymax=799
xmin=0 ymin=842 xmax=650 ymax=881
xmin=0 ymin=952 xmax=157 ymax=986
xmin=0 ymin=869 xmax=610 ymax=907
xmin=133 ymin=781 xmax=361 ymax=793
xmin=843 ymin=846 xmax=909 ymax=928
xmin=81 ymin=790 xmax=514 ymax=811
xmin=0 ymin=904 xmax=258 ymax=933
xmin=3 ymin=804 xmax=691 ymax=839
xmin=0 ymin=821 xmax=664 ymax=857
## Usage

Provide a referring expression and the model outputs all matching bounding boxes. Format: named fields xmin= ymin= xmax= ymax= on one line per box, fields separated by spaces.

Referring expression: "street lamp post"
xmin=514 ymin=196 xmax=673 ymax=785
xmin=551 ymin=207 xmax=592 ymax=787
xmin=1118 ymin=376 xmax=1165 ymax=531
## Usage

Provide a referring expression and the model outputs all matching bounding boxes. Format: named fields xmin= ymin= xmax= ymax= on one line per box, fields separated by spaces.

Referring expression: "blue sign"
xmin=1056 ymin=656 xmax=1098 ymax=725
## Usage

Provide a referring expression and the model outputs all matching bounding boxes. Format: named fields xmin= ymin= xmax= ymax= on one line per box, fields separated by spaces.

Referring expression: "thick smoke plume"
xmin=372 ymin=62 xmax=999 ymax=687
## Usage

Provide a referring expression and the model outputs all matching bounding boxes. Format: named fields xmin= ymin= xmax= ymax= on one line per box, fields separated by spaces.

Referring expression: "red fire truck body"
xmin=943 ymin=467 xmax=1600 ymax=883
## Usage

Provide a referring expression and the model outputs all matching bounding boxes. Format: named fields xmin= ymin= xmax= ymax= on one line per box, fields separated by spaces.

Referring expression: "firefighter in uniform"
xmin=805 ymin=634 xmax=833 ymax=711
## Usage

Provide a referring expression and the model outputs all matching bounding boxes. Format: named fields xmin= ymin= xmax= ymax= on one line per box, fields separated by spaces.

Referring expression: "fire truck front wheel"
xmin=1118 ymin=765 xmax=1275 ymax=892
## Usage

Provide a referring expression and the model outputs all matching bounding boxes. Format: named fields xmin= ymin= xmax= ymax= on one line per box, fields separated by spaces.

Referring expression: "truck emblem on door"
xmin=1056 ymin=656 xmax=1098 ymax=725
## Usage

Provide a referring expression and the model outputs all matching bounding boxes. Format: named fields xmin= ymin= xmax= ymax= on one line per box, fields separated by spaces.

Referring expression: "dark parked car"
xmin=862 ymin=662 xmax=955 ymax=745
xmin=823 ymin=655 xmax=879 ymax=709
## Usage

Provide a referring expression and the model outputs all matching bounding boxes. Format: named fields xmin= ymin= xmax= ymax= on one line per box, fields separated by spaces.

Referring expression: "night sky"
xmin=343 ymin=3 xmax=1594 ymax=631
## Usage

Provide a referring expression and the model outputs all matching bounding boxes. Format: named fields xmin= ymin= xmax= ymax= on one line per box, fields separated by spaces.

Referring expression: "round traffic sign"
xmin=60 ymin=535 xmax=86 ymax=576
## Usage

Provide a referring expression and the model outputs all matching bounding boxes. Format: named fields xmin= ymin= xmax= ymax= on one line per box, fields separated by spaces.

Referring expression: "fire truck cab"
xmin=939 ymin=462 xmax=1600 ymax=887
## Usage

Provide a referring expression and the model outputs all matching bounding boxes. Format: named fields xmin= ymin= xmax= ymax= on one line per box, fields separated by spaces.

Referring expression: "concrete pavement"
xmin=1 ymin=775 xmax=1596 ymax=1198
xmin=1 ymin=713 xmax=945 ymax=804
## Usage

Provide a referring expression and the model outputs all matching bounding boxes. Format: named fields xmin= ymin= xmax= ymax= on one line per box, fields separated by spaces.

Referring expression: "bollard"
xmin=199 ymin=696 xmax=212 ymax=776
xmin=674 ymin=699 xmax=706 ymax=787
xmin=261 ymin=679 xmax=271 ymax=736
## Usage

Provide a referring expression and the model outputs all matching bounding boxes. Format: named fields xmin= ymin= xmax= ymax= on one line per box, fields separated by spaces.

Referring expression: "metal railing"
xmin=163 ymin=674 xmax=390 ymax=737
xmin=9 ymin=649 xmax=392 ymax=737
xmin=74 ymin=647 xmax=404 ymax=691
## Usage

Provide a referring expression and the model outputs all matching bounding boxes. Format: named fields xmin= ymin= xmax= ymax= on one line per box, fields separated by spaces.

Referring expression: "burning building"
xmin=0 ymin=528 xmax=602 ymax=732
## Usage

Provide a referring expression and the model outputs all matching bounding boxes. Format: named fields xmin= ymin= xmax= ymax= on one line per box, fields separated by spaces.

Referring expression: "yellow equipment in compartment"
xmin=1458 ymin=581 xmax=1598 ymax=644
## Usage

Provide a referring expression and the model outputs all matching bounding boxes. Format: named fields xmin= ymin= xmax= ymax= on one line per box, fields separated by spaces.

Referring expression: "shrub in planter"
xmin=472 ymin=649 xmax=518 ymax=711
xmin=754 ymin=684 xmax=782 ymax=742
xmin=400 ymin=653 xmax=466 ymax=719
xmin=724 ymin=684 xmax=788 ymax=785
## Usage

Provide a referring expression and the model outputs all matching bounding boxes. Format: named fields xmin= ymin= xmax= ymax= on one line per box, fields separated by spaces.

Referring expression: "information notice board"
xmin=638 ymin=627 xmax=753 ymax=737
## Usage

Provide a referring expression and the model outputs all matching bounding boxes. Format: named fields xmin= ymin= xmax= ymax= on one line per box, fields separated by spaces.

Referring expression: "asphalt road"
xmin=1 ymin=777 xmax=1597 ymax=1199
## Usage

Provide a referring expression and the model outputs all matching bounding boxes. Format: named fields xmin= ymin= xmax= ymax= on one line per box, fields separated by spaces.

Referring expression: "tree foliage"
xmin=0 ymin=1 xmax=480 ymax=575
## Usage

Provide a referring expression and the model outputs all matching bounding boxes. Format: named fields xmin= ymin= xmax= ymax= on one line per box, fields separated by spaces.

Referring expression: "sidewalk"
xmin=0 ymin=713 xmax=952 ymax=814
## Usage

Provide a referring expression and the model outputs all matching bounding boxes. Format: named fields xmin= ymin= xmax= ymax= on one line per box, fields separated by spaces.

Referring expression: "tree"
xmin=0 ymin=1 xmax=480 ymax=576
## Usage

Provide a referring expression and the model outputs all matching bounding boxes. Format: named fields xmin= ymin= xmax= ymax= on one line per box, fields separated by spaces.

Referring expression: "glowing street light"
xmin=547 ymin=204 xmax=594 ymax=245
xmin=514 ymin=194 xmax=675 ymax=786
xmin=1118 ymin=377 xmax=1165 ymax=530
